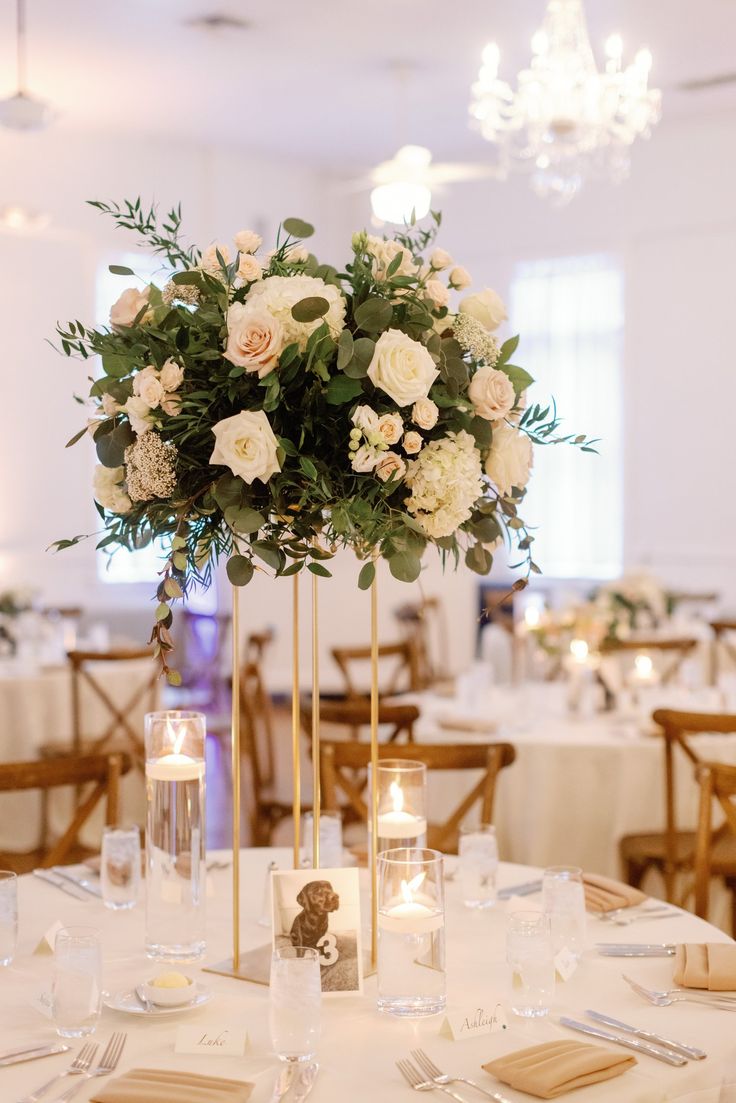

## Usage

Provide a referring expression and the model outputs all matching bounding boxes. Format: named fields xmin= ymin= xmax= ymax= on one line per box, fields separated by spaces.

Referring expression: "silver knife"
xmin=291 ymin=1061 xmax=319 ymax=1103
xmin=586 ymin=1010 xmax=706 ymax=1060
xmin=33 ymin=869 xmax=89 ymax=900
xmin=268 ymin=1062 xmax=297 ymax=1103
xmin=52 ymin=868 xmax=102 ymax=898
xmin=596 ymin=943 xmax=675 ymax=956
xmin=559 ymin=1017 xmax=686 ymax=1066
xmin=0 ymin=1043 xmax=70 ymax=1067
xmin=498 ymin=880 xmax=542 ymax=899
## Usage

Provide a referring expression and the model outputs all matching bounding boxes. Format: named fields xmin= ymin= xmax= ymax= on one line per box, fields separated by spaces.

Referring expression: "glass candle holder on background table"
xmin=0 ymin=870 xmax=17 ymax=965
xmin=458 ymin=824 xmax=498 ymax=908
xmin=372 ymin=760 xmax=427 ymax=854
xmin=377 ymin=847 xmax=445 ymax=1017
xmin=52 ymin=926 xmax=101 ymax=1037
xmin=145 ymin=710 xmax=206 ymax=961
xmin=506 ymin=910 xmax=555 ymax=1018
xmin=302 ymin=811 xmax=343 ymax=868
xmin=101 ymin=824 xmax=141 ymax=910
xmin=270 ymin=945 xmax=321 ymax=1063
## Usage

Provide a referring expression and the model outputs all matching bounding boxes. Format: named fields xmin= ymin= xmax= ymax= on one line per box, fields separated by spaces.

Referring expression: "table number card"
xmin=440 ymin=1003 xmax=508 ymax=1040
xmin=175 ymin=1024 xmax=249 ymax=1057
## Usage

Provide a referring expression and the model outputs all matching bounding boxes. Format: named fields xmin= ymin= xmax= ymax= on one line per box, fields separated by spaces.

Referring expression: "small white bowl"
xmin=141 ymin=975 xmax=196 ymax=1007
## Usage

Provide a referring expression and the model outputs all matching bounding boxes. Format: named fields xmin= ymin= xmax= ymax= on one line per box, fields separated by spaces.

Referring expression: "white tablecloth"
xmin=1 ymin=849 xmax=735 ymax=1102
xmin=0 ymin=659 xmax=157 ymax=850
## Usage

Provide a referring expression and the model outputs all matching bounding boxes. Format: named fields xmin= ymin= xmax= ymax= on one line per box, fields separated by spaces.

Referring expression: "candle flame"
xmin=166 ymin=716 xmax=186 ymax=756
xmin=400 ymin=870 xmax=426 ymax=904
xmin=634 ymin=652 xmax=653 ymax=678
xmin=390 ymin=780 xmax=404 ymax=814
xmin=524 ymin=605 xmax=541 ymax=628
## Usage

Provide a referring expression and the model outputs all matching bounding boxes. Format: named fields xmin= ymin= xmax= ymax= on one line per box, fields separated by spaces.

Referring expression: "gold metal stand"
xmin=369 ymin=551 xmax=379 ymax=969
xmin=292 ymin=573 xmax=301 ymax=869
xmin=231 ymin=584 xmax=241 ymax=971
xmin=311 ymin=547 xmax=320 ymax=868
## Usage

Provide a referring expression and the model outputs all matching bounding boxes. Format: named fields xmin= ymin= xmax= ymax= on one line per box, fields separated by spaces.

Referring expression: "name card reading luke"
xmin=271 ymin=867 xmax=363 ymax=996
xmin=175 ymin=1025 xmax=248 ymax=1057
xmin=440 ymin=1004 xmax=508 ymax=1041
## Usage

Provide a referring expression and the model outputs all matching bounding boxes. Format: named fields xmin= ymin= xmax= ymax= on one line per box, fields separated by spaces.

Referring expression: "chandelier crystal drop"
xmin=468 ymin=0 xmax=661 ymax=203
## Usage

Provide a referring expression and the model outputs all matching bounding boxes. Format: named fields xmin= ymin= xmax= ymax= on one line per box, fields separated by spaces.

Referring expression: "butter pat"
xmin=152 ymin=971 xmax=190 ymax=989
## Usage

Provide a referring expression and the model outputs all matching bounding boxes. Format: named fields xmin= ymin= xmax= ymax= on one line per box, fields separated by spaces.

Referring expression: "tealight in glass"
xmin=371 ymin=760 xmax=427 ymax=855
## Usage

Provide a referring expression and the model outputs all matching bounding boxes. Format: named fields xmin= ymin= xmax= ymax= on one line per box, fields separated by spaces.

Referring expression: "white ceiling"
xmin=5 ymin=0 xmax=736 ymax=166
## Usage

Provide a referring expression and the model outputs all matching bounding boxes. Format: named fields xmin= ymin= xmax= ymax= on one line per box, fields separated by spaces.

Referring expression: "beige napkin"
xmin=582 ymin=872 xmax=647 ymax=913
xmin=483 ymin=1040 xmax=636 ymax=1099
xmin=674 ymin=943 xmax=736 ymax=991
xmin=437 ymin=715 xmax=498 ymax=734
xmin=90 ymin=1068 xmax=253 ymax=1103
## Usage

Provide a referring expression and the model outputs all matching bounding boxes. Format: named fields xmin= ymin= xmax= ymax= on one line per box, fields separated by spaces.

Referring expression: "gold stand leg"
xmin=370 ymin=551 xmax=379 ymax=969
xmin=231 ymin=584 xmax=241 ymax=972
xmin=292 ymin=574 xmax=301 ymax=869
xmin=311 ymin=553 xmax=320 ymax=868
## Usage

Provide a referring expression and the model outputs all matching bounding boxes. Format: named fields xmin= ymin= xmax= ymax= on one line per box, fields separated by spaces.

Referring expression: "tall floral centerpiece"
xmin=55 ymin=199 xmax=591 ymax=678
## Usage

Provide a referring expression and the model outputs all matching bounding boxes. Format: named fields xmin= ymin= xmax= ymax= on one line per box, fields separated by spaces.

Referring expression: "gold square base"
xmin=203 ymin=943 xmax=271 ymax=985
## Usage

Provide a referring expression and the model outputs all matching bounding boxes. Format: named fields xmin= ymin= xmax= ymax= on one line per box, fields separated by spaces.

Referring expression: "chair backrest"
xmin=319 ymin=740 xmax=516 ymax=853
xmin=238 ymin=632 xmax=277 ymax=842
xmin=301 ymin=698 xmax=419 ymax=747
xmin=331 ymin=640 xmax=420 ymax=699
xmin=67 ymin=648 xmax=159 ymax=766
xmin=694 ymin=761 xmax=736 ymax=918
xmin=652 ymin=708 xmax=736 ymax=898
xmin=710 ymin=620 xmax=736 ymax=686
xmin=0 ymin=752 xmax=130 ymax=869
xmin=600 ymin=637 xmax=699 ymax=685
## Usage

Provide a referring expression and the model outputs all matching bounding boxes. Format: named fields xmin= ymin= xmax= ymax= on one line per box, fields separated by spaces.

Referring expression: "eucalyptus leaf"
xmin=291 ymin=296 xmax=329 ymax=323
xmin=96 ymin=423 xmax=134 ymax=467
xmin=226 ymin=555 xmax=254 ymax=586
xmin=501 ymin=365 xmax=534 ymax=396
xmin=326 ymin=375 xmax=363 ymax=405
xmin=108 ymin=265 xmax=135 ymax=275
xmin=225 ymin=506 xmax=265 ymax=534
xmin=283 ymin=217 xmax=315 ymax=239
xmin=354 ymin=296 xmax=393 ymax=332
xmin=389 ymin=550 xmax=421 ymax=583
xmin=358 ymin=561 xmax=376 ymax=590
xmin=337 ymin=329 xmax=354 ymax=371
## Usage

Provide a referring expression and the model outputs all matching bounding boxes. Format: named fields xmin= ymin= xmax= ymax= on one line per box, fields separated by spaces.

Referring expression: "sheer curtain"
xmin=510 ymin=254 xmax=623 ymax=579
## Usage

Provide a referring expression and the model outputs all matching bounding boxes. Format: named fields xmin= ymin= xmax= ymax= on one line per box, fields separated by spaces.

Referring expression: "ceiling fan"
xmin=0 ymin=0 xmax=53 ymax=130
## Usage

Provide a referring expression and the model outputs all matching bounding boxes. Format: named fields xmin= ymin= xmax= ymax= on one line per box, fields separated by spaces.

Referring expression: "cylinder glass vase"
xmin=377 ymin=847 xmax=445 ymax=1017
xmin=145 ymin=710 xmax=206 ymax=961
xmin=371 ymin=760 xmax=427 ymax=854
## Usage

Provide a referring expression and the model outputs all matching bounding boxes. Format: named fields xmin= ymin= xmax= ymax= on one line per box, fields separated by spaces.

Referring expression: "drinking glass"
xmin=101 ymin=824 xmax=141 ymax=910
xmin=302 ymin=812 xmax=343 ymax=869
xmin=269 ymin=946 xmax=321 ymax=1062
xmin=0 ymin=871 xmax=17 ymax=965
xmin=542 ymin=865 xmax=586 ymax=965
xmin=458 ymin=824 xmax=498 ymax=909
xmin=52 ymin=926 xmax=102 ymax=1037
xmin=506 ymin=911 xmax=555 ymax=1017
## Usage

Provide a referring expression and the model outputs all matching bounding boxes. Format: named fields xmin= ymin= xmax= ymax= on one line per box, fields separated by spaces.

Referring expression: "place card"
xmin=29 ymin=988 xmax=54 ymax=1019
xmin=33 ymin=920 xmax=64 ymax=955
xmin=440 ymin=1003 xmax=508 ymax=1040
xmin=175 ymin=1024 xmax=248 ymax=1057
xmin=554 ymin=946 xmax=579 ymax=981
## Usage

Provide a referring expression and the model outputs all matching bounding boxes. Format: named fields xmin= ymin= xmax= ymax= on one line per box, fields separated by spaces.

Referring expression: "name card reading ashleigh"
xmin=175 ymin=1025 xmax=248 ymax=1057
xmin=440 ymin=1004 xmax=508 ymax=1041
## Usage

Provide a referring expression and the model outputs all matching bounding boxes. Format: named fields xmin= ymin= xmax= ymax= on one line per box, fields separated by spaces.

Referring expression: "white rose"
xmin=367 ymin=329 xmax=439 ymax=407
xmin=224 ymin=302 xmax=283 ymax=378
xmin=93 ymin=465 xmax=131 ymax=514
xmin=425 ymin=279 xmax=449 ymax=310
xmin=210 ymin=409 xmax=281 ymax=485
xmin=201 ymin=242 xmax=231 ymax=275
xmin=459 ymin=288 xmax=508 ymax=332
xmin=133 ymin=366 xmax=164 ymax=409
xmin=124 ymin=395 xmax=153 ymax=435
xmin=366 ymin=236 xmax=416 ymax=281
xmin=484 ymin=421 xmax=533 ymax=495
xmin=351 ymin=444 xmax=379 ymax=473
xmin=375 ymin=451 xmax=407 ymax=483
xmin=376 ymin=412 xmax=403 ymax=446
xmin=429 ymin=248 xmax=452 ymax=271
xmin=237 ymin=254 xmax=263 ymax=283
xmin=469 ymin=366 xmax=516 ymax=421
xmin=448 ymin=266 xmax=472 ymax=290
xmin=411 ymin=397 xmax=439 ymax=430
xmin=234 ymin=229 xmax=262 ymax=254
xmin=110 ymin=286 xmax=150 ymax=329
xmin=161 ymin=394 xmax=182 ymax=416
xmin=285 ymin=244 xmax=309 ymax=263
xmin=351 ymin=405 xmax=379 ymax=434
xmin=159 ymin=358 xmax=184 ymax=393
xmin=100 ymin=393 xmax=120 ymax=417
xmin=402 ymin=430 xmax=422 ymax=455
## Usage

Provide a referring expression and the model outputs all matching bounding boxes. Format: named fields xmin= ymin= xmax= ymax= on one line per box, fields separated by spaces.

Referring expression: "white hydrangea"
xmin=404 ymin=430 xmax=484 ymax=539
xmin=244 ymin=275 xmax=346 ymax=352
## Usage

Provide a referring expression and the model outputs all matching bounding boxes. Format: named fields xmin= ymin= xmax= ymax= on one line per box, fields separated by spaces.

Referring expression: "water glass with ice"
xmin=101 ymin=824 xmax=141 ymax=910
xmin=0 ymin=871 xmax=17 ymax=965
xmin=458 ymin=824 xmax=498 ymax=909
xmin=52 ymin=926 xmax=102 ymax=1037
xmin=269 ymin=945 xmax=321 ymax=1062
xmin=506 ymin=911 xmax=555 ymax=1017
xmin=542 ymin=865 xmax=586 ymax=965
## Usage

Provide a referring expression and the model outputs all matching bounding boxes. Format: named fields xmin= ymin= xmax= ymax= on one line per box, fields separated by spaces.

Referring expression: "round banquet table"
xmin=2 ymin=848 xmax=736 ymax=1103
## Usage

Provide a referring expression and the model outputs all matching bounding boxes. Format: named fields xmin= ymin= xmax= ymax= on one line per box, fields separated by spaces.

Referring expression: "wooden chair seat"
xmin=621 ymin=829 xmax=736 ymax=879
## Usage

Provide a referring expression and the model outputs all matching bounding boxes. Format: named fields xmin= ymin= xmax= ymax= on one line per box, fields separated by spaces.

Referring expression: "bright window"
xmin=510 ymin=254 xmax=623 ymax=579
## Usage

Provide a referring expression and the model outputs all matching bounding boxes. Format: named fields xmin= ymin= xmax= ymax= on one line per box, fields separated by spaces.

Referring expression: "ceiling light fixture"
xmin=468 ymin=0 xmax=661 ymax=203
xmin=370 ymin=144 xmax=433 ymax=224
xmin=0 ymin=0 xmax=53 ymax=131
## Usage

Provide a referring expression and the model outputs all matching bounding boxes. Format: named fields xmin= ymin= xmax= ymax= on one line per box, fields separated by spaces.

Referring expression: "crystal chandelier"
xmin=468 ymin=0 xmax=661 ymax=203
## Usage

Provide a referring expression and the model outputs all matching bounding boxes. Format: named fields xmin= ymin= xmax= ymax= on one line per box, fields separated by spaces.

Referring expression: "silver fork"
xmin=601 ymin=910 xmax=675 ymax=928
xmin=412 ymin=1050 xmax=511 ymax=1102
xmin=623 ymin=973 xmax=736 ymax=1011
xmin=396 ymin=1058 xmax=469 ymax=1102
xmin=16 ymin=1042 xmax=98 ymax=1103
xmin=50 ymin=1033 xmax=126 ymax=1103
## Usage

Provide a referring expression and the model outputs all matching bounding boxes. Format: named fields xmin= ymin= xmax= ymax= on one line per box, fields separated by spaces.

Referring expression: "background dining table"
xmin=2 ymin=847 xmax=736 ymax=1102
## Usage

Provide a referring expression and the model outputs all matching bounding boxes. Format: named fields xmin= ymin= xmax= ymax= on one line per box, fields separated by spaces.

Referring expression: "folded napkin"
xmin=582 ymin=872 xmax=646 ymax=914
xmin=483 ymin=1040 xmax=636 ymax=1100
xmin=674 ymin=943 xmax=736 ymax=991
xmin=437 ymin=715 xmax=498 ymax=734
xmin=90 ymin=1068 xmax=253 ymax=1103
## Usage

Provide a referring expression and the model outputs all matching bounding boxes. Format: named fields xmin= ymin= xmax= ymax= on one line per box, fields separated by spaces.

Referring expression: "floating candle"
xmin=377 ymin=781 xmax=427 ymax=840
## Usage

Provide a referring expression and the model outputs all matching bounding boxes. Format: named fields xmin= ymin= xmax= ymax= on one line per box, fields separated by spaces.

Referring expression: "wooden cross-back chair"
xmin=600 ymin=637 xmax=700 ymax=686
xmin=301 ymin=698 xmax=419 ymax=748
xmin=320 ymin=740 xmax=516 ymax=854
xmin=620 ymin=708 xmax=736 ymax=907
xmin=710 ymin=620 xmax=736 ymax=686
xmin=693 ymin=761 xmax=736 ymax=927
xmin=394 ymin=596 xmax=448 ymax=689
xmin=66 ymin=648 xmax=159 ymax=767
xmin=331 ymin=639 xmax=421 ymax=701
xmin=0 ymin=752 xmax=131 ymax=873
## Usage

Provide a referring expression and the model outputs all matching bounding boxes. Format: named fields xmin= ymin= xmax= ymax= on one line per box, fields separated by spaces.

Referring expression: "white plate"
xmin=104 ymin=983 xmax=212 ymax=1016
